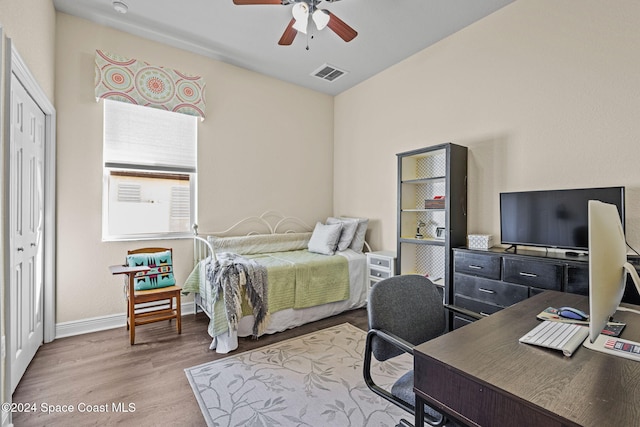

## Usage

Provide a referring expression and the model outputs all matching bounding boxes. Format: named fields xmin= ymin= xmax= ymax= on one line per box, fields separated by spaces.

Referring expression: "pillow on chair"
xmin=126 ymin=250 xmax=176 ymax=291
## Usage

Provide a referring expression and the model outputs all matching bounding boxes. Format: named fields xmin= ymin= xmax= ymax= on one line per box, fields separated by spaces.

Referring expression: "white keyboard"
xmin=520 ymin=320 xmax=589 ymax=356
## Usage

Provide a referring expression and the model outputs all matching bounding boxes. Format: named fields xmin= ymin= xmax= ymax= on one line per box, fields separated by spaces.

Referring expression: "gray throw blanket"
xmin=205 ymin=252 xmax=269 ymax=337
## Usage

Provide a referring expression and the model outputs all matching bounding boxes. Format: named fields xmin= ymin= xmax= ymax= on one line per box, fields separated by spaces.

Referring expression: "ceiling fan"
xmin=233 ymin=0 xmax=358 ymax=46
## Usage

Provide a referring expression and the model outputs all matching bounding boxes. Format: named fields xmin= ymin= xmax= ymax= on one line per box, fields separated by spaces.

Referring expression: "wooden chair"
xmin=122 ymin=247 xmax=182 ymax=344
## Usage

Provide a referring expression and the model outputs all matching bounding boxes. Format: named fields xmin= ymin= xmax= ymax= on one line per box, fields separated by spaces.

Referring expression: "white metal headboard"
xmin=192 ymin=211 xmax=313 ymax=264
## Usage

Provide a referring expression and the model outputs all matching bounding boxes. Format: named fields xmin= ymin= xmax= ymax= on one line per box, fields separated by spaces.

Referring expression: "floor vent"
xmin=311 ymin=64 xmax=348 ymax=82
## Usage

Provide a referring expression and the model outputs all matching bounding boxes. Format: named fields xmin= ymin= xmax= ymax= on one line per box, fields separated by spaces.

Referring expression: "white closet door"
xmin=10 ymin=73 xmax=45 ymax=393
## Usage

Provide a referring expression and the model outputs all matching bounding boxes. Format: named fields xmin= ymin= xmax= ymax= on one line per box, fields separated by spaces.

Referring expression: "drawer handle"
xmin=375 ymin=272 xmax=382 ymax=277
xmin=478 ymin=288 xmax=495 ymax=294
xmin=468 ymin=265 xmax=483 ymax=270
xmin=519 ymin=272 xmax=538 ymax=278
xmin=376 ymin=261 xmax=383 ymax=265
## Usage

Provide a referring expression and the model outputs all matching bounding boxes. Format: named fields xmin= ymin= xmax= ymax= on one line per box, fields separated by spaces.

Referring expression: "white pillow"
xmin=341 ymin=217 xmax=368 ymax=252
xmin=326 ymin=217 xmax=359 ymax=251
xmin=308 ymin=222 xmax=343 ymax=255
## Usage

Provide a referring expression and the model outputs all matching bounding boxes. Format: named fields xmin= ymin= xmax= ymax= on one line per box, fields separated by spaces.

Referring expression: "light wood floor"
xmin=11 ymin=308 xmax=368 ymax=426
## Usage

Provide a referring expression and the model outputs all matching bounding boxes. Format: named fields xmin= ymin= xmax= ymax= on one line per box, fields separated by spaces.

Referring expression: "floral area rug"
xmin=185 ymin=322 xmax=412 ymax=426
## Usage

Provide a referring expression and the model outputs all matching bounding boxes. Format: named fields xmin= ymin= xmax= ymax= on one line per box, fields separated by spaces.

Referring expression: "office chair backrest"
xmin=368 ymin=275 xmax=445 ymax=361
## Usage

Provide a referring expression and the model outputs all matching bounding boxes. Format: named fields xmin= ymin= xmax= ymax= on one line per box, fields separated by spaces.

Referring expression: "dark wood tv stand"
xmin=503 ymin=244 xmax=588 ymax=257
xmin=449 ymin=246 xmax=640 ymax=329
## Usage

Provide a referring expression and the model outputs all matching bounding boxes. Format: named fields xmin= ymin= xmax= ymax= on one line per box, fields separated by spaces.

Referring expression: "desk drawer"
xmin=455 ymin=274 xmax=528 ymax=307
xmin=454 ymin=251 xmax=501 ymax=280
xmin=503 ymin=258 xmax=562 ymax=290
xmin=453 ymin=295 xmax=501 ymax=317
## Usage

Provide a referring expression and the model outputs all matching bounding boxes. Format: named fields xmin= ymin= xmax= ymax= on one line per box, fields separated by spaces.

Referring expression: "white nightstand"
xmin=366 ymin=250 xmax=396 ymax=292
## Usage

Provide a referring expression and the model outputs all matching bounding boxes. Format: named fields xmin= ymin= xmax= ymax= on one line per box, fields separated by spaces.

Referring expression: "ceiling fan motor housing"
xmin=233 ymin=0 xmax=356 ymax=45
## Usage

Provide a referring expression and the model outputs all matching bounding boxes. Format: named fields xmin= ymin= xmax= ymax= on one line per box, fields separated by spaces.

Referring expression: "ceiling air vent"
xmin=311 ymin=64 xmax=348 ymax=82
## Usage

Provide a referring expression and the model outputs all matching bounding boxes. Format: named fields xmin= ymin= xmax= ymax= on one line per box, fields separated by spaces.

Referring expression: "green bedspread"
xmin=183 ymin=250 xmax=350 ymax=337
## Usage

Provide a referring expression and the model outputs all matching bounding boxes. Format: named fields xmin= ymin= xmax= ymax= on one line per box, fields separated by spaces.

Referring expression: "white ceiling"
xmin=53 ymin=0 xmax=515 ymax=95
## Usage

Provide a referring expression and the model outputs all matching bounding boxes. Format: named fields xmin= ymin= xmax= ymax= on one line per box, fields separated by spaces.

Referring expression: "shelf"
xmin=397 ymin=143 xmax=468 ymax=331
xmin=400 ymin=237 xmax=445 ymax=246
xmin=402 ymin=177 xmax=446 ymax=184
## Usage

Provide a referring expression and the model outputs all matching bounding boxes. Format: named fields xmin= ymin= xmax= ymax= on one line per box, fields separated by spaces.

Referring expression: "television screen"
xmin=500 ymin=187 xmax=625 ymax=251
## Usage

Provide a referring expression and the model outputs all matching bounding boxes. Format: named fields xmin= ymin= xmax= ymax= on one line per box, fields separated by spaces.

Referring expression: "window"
xmin=102 ymin=99 xmax=197 ymax=240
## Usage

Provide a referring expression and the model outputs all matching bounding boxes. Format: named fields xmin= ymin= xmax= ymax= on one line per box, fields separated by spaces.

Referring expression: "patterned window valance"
xmin=95 ymin=50 xmax=206 ymax=120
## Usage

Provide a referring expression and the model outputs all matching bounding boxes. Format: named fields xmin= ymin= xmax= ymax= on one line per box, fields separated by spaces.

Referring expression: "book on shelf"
xmin=425 ymin=198 xmax=445 ymax=209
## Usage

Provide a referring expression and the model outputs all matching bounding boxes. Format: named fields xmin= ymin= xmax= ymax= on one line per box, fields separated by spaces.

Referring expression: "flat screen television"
xmin=500 ymin=186 xmax=625 ymax=251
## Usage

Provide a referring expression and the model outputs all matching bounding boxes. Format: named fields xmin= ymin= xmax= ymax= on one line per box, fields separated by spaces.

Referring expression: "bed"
xmin=184 ymin=211 xmax=369 ymax=353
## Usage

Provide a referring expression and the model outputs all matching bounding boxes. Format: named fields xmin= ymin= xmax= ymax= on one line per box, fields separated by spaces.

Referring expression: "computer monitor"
xmin=583 ymin=200 xmax=640 ymax=360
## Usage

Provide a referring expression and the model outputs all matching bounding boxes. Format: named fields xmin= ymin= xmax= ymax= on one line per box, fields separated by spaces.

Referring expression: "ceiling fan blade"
xmin=326 ymin=11 xmax=357 ymax=42
xmin=233 ymin=0 xmax=282 ymax=5
xmin=278 ymin=18 xmax=298 ymax=45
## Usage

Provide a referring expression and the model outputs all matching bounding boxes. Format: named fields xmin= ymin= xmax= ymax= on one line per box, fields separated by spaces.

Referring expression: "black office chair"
xmin=364 ymin=274 xmax=455 ymax=427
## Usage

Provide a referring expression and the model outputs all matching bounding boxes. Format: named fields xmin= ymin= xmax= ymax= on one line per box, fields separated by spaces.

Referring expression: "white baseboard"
xmin=55 ymin=301 xmax=196 ymax=339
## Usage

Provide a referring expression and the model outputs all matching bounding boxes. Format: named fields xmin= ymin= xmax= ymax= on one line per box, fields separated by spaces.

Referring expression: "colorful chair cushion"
xmin=126 ymin=250 xmax=176 ymax=291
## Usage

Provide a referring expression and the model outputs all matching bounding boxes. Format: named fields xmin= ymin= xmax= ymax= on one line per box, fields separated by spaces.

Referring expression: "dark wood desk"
xmin=414 ymin=291 xmax=640 ymax=427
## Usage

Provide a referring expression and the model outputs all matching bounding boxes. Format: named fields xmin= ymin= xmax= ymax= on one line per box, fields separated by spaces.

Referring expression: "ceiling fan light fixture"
xmin=292 ymin=19 xmax=308 ymax=34
xmin=312 ymin=9 xmax=330 ymax=31
xmin=291 ymin=2 xmax=309 ymax=34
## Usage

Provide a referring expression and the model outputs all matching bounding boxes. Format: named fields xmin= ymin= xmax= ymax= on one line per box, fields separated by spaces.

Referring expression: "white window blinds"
xmin=103 ymin=99 xmax=197 ymax=173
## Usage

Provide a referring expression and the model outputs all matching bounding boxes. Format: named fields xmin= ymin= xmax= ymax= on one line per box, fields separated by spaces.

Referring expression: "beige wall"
xmin=0 ymin=0 xmax=56 ymax=414
xmin=55 ymin=13 xmax=334 ymax=323
xmin=0 ymin=0 xmax=56 ymax=100
xmin=335 ymin=0 xmax=640 ymax=254
xmin=4 ymin=0 xmax=640 ymax=365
